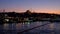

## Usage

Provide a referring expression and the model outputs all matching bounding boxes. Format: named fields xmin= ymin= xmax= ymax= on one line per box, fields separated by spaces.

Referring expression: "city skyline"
xmin=0 ymin=0 xmax=60 ymax=14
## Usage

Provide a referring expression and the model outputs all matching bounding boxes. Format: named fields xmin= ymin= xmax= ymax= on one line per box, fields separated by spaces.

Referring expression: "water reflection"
xmin=1 ymin=21 xmax=60 ymax=34
xmin=49 ymin=23 xmax=55 ymax=30
xmin=3 ymin=23 xmax=9 ymax=30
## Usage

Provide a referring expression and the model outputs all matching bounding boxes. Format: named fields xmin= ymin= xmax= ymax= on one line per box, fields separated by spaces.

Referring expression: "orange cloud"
xmin=34 ymin=9 xmax=60 ymax=14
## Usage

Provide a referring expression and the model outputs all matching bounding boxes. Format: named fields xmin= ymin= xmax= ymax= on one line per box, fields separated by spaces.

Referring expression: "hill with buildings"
xmin=0 ymin=10 xmax=60 ymax=24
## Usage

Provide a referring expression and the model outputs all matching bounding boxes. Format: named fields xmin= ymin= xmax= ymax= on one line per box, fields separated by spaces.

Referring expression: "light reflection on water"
xmin=1 ymin=21 xmax=60 ymax=34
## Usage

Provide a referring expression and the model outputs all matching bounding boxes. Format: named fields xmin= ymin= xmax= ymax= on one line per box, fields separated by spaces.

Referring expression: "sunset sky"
xmin=0 ymin=0 xmax=60 ymax=14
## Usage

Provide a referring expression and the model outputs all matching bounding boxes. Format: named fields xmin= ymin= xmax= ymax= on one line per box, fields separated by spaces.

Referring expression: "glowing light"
xmin=5 ymin=19 xmax=9 ymax=22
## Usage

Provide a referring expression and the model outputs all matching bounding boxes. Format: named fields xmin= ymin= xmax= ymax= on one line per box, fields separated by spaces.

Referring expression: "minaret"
xmin=0 ymin=9 xmax=2 ymax=12
xmin=3 ymin=9 xmax=5 ymax=13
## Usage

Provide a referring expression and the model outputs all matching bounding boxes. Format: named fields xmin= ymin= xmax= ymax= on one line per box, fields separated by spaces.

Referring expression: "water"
xmin=0 ymin=21 xmax=60 ymax=34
